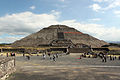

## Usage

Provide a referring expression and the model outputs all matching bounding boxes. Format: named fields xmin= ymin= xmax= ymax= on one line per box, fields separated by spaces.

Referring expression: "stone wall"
xmin=68 ymin=48 xmax=91 ymax=53
xmin=0 ymin=57 xmax=15 ymax=80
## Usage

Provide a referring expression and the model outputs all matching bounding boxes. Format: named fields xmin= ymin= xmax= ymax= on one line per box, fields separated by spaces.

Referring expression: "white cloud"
xmin=89 ymin=18 xmax=101 ymax=21
xmin=114 ymin=10 xmax=120 ymax=17
xmin=60 ymin=21 xmax=120 ymax=41
xmin=0 ymin=11 xmax=120 ymax=43
xmin=60 ymin=0 xmax=65 ymax=2
xmin=0 ymin=11 xmax=60 ymax=38
xmin=89 ymin=4 xmax=101 ymax=12
xmin=30 ymin=6 xmax=36 ymax=10
xmin=0 ymin=36 xmax=24 ymax=43
xmin=114 ymin=10 xmax=120 ymax=14
xmin=91 ymin=0 xmax=120 ymax=12
xmin=51 ymin=10 xmax=61 ymax=16
xmin=93 ymin=0 xmax=103 ymax=3
xmin=93 ymin=0 xmax=109 ymax=3
xmin=103 ymin=0 xmax=120 ymax=10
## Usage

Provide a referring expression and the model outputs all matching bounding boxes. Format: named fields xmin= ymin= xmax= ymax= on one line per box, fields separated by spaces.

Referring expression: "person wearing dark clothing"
xmin=102 ymin=57 xmax=104 ymax=62
xmin=56 ymin=54 xmax=58 ymax=58
xmin=115 ymin=56 xmax=117 ymax=60
xmin=88 ymin=55 xmax=90 ymax=58
xmin=104 ymin=56 xmax=107 ymax=62
xmin=113 ymin=57 xmax=115 ymax=61
xmin=48 ymin=53 xmax=50 ymax=56
xmin=119 ymin=56 xmax=120 ymax=60
xmin=23 ymin=53 xmax=25 ymax=57
xmin=48 ymin=53 xmax=51 ymax=59
xmin=10 ymin=53 xmax=12 ymax=56
xmin=6 ymin=53 xmax=9 ymax=57
xmin=110 ymin=55 xmax=112 ymax=61
xmin=79 ymin=55 xmax=82 ymax=59
xmin=102 ymin=55 xmax=107 ymax=62
xmin=26 ymin=55 xmax=30 ymax=60
xmin=13 ymin=53 xmax=15 ymax=56
xmin=53 ymin=55 xmax=56 ymax=61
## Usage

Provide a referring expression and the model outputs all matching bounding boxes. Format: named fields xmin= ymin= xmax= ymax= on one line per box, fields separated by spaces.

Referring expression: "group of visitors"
xmin=42 ymin=53 xmax=59 ymax=61
xmin=102 ymin=55 xmax=107 ymax=62
xmin=98 ymin=52 xmax=120 ymax=62
xmin=6 ymin=52 xmax=16 ymax=57
xmin=109 ymin=55 xmax=120 ymax=61
xmin=21 ymin=51 xmax=62 ymax=61
xmin=81 ymin=52 xmax=120 ymax=63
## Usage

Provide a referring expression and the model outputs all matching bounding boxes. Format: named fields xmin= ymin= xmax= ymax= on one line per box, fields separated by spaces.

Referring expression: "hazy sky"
xmin=0 ymin=0 xmax=120 ymax=43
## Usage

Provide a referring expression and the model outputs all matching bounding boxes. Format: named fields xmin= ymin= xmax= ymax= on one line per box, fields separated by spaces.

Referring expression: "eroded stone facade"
xmin=0 ymin=58 xmax=15 ymax=80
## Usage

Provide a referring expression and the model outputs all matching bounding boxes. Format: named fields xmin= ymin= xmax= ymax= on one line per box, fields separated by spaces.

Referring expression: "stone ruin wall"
xmin=0 ymin=58 xmax=15 ymax=80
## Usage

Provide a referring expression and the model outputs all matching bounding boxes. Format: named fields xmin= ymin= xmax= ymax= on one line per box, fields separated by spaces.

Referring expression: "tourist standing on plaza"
xmin=102 ymin=55 xmax=107 ymax=62
xmin=110 ymin=55 xmax=112 ymax=61
xmin=104 ymin=55 xmax=107 ymax=62
xmin=26 ymin=55 xmax=30 ymax=60
xmin=114 ymin=56 xmax=117 ymax=60
xmin=6 ymin=53 xmax=9 ymax=57
xmin=102 ymin=56 xmax=104 ymax=62
xmin=53 ymin=55 xmax=56 ymax=61
xmin=79 ymin=55 xmax=82 ymax=59
xmin=23 ymin=53 xmax=25 ymax=57
xmin=113 ymin=56 xmax=115 ymax=61
xmin=37 ymin=52 xmax=39 ymax=56
xmin=42 ymin=53 xmax=46 ymax=59
xmin=48 ymin=53 xmax=51 ymax=59
xmin=119 ymin=56 xmax=120 ymax=60
xmin=56 ymin=53 xmax=58 ymax=58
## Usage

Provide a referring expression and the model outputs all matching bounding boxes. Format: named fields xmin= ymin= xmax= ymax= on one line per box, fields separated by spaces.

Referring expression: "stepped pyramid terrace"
xmin=11 ymin=25 xmax=108 ymax=48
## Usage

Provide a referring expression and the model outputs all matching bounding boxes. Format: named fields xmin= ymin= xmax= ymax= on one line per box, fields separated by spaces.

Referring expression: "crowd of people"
xmin=5 ymin=52 xmax=16 ymax=57
xmin=1 ymin=51 xmax=120 ymax=63
xmin=0 ymin=50 xmax=64 ymax=62
xmin=20 ymin=51 xmax=62 ymax=61
xmin=42 ymin=53 xmax=59 ymax=61
xmin=79 ymin=52 xmax=120 ymax=63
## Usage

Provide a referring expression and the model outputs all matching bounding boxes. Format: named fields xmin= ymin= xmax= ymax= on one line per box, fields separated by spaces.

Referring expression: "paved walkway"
xmin=7 ymin=55 xmax=120 ymax=80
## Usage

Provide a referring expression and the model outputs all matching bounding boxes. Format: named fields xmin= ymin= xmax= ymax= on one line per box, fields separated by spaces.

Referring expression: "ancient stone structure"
xmin=11 ymin=25 xmax=109 ymax=48
xmin=68 ymin=48 xmax=91 ymax=53
xmin=0 ymin=58 xmax=15 ymax=80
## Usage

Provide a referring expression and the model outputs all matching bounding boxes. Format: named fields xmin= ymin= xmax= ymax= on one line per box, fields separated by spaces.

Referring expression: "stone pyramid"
xmin=11 ymin=25 xmax=108 ymax=48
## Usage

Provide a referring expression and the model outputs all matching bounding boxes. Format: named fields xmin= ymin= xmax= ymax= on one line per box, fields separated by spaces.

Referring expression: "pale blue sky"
xmin=0 ymin=0 xmax=120 ymax=43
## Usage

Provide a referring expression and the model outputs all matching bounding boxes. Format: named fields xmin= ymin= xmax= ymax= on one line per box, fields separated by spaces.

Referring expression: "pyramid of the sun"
xmin=11 ymin=25 xmax=108 ymax=48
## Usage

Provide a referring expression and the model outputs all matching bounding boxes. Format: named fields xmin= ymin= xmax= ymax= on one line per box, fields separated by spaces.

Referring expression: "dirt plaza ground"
xmin=6 ymin=54 xmax=120 ymax=80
